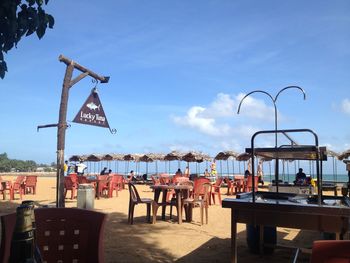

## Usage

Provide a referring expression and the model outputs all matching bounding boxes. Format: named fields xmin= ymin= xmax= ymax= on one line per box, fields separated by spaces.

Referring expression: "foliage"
xmin=0 ymin=152 xmax=51 ymax=172
xmin=0 ymin=0 xmax=54 ymax=79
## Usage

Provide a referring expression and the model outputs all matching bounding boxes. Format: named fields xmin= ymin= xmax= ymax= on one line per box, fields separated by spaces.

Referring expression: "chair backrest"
xmin=69 ymin=173 xmax=79 ymax=184
xmin=128 ymin=182 xmax=142 ymax=203
xmin=246 ymin=175 xmax=259 ymax=191
xmin=174 ymin=176 xmax=190 ymax=184
xmin=78 ymin=176 xmax=88 ymax=184
xmin=14 ymin=175 xmax=25 ymax=184
xmin=64 ymin=176 xmax=75 ymax=189
xmin=194 ymin=182 xmax=211 ymax=201
xmin=310 ymin=240 xmax=350 ymax=263
xmin=193 ymin=177 xmax=211 ymax=195
xmin=214 ymin=177 xmax=223 ymax=187
xmin=1 ymin=208 xmax=107 ymax=263
xmin=25 ymin=175 xmax=37 ymax=186
xmin=151 ymin=175 xmax=160 ymax=186
xmin=159 ymin=175 xmax=170 ymax=185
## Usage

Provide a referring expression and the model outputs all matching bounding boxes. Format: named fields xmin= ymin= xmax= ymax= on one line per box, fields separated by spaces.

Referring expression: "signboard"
xmin=73 ymin=89 xmax=110 ymax=129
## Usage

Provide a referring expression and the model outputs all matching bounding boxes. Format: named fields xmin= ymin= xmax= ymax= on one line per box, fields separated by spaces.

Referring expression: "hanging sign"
xmin=73 ymin=89 xmax=110 ymax=129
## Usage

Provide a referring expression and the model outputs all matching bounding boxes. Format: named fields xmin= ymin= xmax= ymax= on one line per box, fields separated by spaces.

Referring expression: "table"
xmin=86 ymin=176 xmax=109 ymax=199
xmin=150 ymin=184 xmax=193 ymax=224
xmin=222 ymin=191 xmax=350 ymax=263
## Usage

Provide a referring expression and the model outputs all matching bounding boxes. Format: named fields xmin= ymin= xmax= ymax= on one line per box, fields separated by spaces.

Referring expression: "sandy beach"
xmin=0 ymin=175 xmax=325 ymax=262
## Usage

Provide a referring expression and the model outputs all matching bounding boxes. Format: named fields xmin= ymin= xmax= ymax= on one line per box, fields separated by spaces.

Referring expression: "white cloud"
xmin=341 ymin=98 xmax=350 ymax=115
xmin=172 ymin=92 xmax=277 ymax=139
xmin=173 ymin=106 xmax=231 ymax=136
xmin=235 ymin=93 xmax=276 ymax=122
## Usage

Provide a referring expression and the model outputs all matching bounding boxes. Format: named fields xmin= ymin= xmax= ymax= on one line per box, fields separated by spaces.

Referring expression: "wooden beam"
xmin=59 ymin=54 xmax=109 ymax=83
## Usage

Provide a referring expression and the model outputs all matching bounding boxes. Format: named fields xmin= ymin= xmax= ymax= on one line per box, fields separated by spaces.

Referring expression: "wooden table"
xmin=150 ymin=184 xmax=193 ymax=224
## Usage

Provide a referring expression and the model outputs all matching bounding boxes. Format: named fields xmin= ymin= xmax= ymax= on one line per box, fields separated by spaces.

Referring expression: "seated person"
xmin=294 ymin=168 xmax=307 ymax=185
xmin=244 ymin=169 xmax=251 ymax=179
xmin=175 ymin=168 xmax=182 ymax=176
xmin=204 ymin=168 xmax=210 ymax=177
xmin=100 ymin=167 xmax=108 ymax=175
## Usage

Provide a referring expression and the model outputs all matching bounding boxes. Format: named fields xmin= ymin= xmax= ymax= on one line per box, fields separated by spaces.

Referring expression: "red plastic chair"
xmin=193 ymin=177 xmax=211 ymax=198
xmin=0 ymin=181 xmax=11 ymax=200
xmin=69 ymin=173 xmax=79 ymax=185
xmin=243 ymin=175 xmax=259 ymax=192
xmin=182 ymin=182 xmax=211 ymax=225
xmin=1 ymin=208 xmax=107 ymax=263
xmin=11 ymin=176 xmax=26 ymax=200
xmin=25 ymin=175 xmax=37 ymax=194
xmin=64 ymin=176 xmax=77 ymax=199
xmin=310 ymin=240 xmax=350 ymax=263
xmin=210 ymin=177 xmax=223 ymax=205
xmin=78 ymin=175 xmax=88 ymax=184
xmin=107 ymin=175 xmax=122 ymax=198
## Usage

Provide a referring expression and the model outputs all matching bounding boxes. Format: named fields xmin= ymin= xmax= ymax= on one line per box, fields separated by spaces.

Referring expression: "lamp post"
xmin=237 ymin=86 xmax=306 ymax=193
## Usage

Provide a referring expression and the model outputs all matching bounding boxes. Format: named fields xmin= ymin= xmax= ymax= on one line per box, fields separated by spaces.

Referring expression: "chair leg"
xmin=205 ymin=204 xmax=208 ymax=224
xmin=200 ymin=205 xmax=203 ymax=225
xmin=146 ymin=203 xmax=151 ymax=223
xmin=211 ymin=193 xmax=215 ymax=205
xmin=218 ymin=192 xmax=222 ymax=205
xmin=129 ymin=203 xmax=135 ymax=225
xmin=152 ymin=201 xmax=158 ymax=224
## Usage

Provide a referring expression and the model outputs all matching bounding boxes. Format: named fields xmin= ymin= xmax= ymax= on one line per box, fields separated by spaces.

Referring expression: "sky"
xmin=1 ymin=0 xmax=350 ymax=174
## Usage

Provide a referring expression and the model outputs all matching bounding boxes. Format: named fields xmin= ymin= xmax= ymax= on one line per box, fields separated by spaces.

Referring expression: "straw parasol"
xmin=68 ymin=155 xmax=83 ymax=162
xmin=139 ymin=153 xmax=165 ymax=174
xmin=181 ymin=151 xmax=211 ymax=174
xmin=214 ymin=151 xmax=239 ymax=176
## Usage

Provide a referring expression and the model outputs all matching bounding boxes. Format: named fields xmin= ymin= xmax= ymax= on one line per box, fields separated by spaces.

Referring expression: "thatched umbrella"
xmin=123 ymin=154 xmax=142 ymax=175
xmin=68 ymin=155 xmax=83 ymax=162
xmin=84 ymin=154 xmax=103 ymax=174
xmin=182 ymin=151 xmax=211 ymax=174
xmin=139 ymin=153 xmax=165 ymax=175
xmin=214 ymin=151 xmax=239 ymax=176
xmin=164 ymin=151 xmax=185 ymax=174
xmin=236 ymin=152 xmax=251 ymax=174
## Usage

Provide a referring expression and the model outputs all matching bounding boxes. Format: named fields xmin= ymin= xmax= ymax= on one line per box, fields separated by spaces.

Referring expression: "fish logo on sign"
xmin=73 ymin=89 xmax=110 ymax=129
xmin=86 ymin=102 xmax=101 ymax=111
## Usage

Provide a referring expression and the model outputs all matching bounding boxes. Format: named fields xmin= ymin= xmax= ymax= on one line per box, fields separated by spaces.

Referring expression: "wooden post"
xmin=56 ymin=55 xmax=109 ymax=207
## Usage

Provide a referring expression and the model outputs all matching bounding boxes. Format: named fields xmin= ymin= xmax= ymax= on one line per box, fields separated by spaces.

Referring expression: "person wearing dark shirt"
xmin=295 ymin=168 xmax=306 ymax=184
xmin=100 ymin=167 xmax=108 ymax=175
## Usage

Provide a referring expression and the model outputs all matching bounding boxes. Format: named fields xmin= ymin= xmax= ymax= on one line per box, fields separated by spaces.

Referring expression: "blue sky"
xmin=1 ymin=1 xmax=350 ymax=173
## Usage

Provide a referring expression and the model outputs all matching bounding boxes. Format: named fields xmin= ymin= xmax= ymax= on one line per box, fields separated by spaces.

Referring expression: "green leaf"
xmin=47 ymin=14 xmax=54 ymax=28
xmin=36 ymin=25 xmax=46 ymax=39
xmin=27 ymin=0 xmax=35 ymax=6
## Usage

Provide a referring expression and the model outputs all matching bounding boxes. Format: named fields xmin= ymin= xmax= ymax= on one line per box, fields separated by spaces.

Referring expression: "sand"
xmin=0 ymin=175 xmax=324 ymax=262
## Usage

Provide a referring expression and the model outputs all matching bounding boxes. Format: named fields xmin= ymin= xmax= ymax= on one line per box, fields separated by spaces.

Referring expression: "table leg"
xmin=259 ymin=225 xmax=264 ymax=254
xmin=176 ymin=190 xmax=182 ymax=224
xmin=231 ymin=209 xmax=237 ymax=263
xmin=161 ymin=189 xmax=167 ymax=220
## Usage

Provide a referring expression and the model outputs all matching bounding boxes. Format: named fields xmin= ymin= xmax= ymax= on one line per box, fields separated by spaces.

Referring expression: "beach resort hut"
xmin=139 ymin=153 xmax=165 ymax=175
xmin=85 ymin=154 xmax=103 ymax=174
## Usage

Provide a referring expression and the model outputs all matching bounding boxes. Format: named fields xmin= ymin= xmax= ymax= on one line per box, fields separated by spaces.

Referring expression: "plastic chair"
xmin=64 ymin=176 xmax=77 ymax=199
xmin=310 ymin=240 xmax=350 ymax=263
xmin=169 ymin=180 xmax=193 ymax=220
xmin=0 ymin=207 xmax=107 ymax=263
xmin=193 ymin=177 xmax=211 ymax=198
xmin=11 ymin=176 xmax=26 ymax=200
xmin=128 ymin=182 xmax=156 ymax=224
xmin=182 ymin=182 xmax=211 ymax=225
xmin=210 ymin=177 xmax=223 ymax=205
xmin=243 ymin=175 xmax=259 ymax=192
xmin=0 ymin=181 xmax=11 ymax=200
xmin=25 ymin=175 xmax=37 ymax=194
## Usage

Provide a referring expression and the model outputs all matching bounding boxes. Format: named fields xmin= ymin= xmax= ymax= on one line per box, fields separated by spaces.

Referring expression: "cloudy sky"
xmin=1 ymin=1 xmax=349 ymax=173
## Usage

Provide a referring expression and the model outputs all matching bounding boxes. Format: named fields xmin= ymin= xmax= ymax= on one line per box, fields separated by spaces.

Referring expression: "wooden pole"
xmin=56 ymin=55 xmax=109 ymax=207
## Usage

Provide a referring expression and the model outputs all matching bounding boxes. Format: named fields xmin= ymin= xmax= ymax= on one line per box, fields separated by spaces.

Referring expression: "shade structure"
xmin=236 ymin=152 xmax=251 ymax=161
xmin=214 ymin=151 xmax=239 ymax=161
xmin=68 ymin=155 xmax=83 ymax=162
xmin=181 ymin=151 xmax=211 ymax=163
xmin=139 ymin=153 xmax=165 ymax=174
xmin=164 ymin=151 xmax=184 ymax=161
xmin=338 ymin=149 xmax=350 ymax=160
